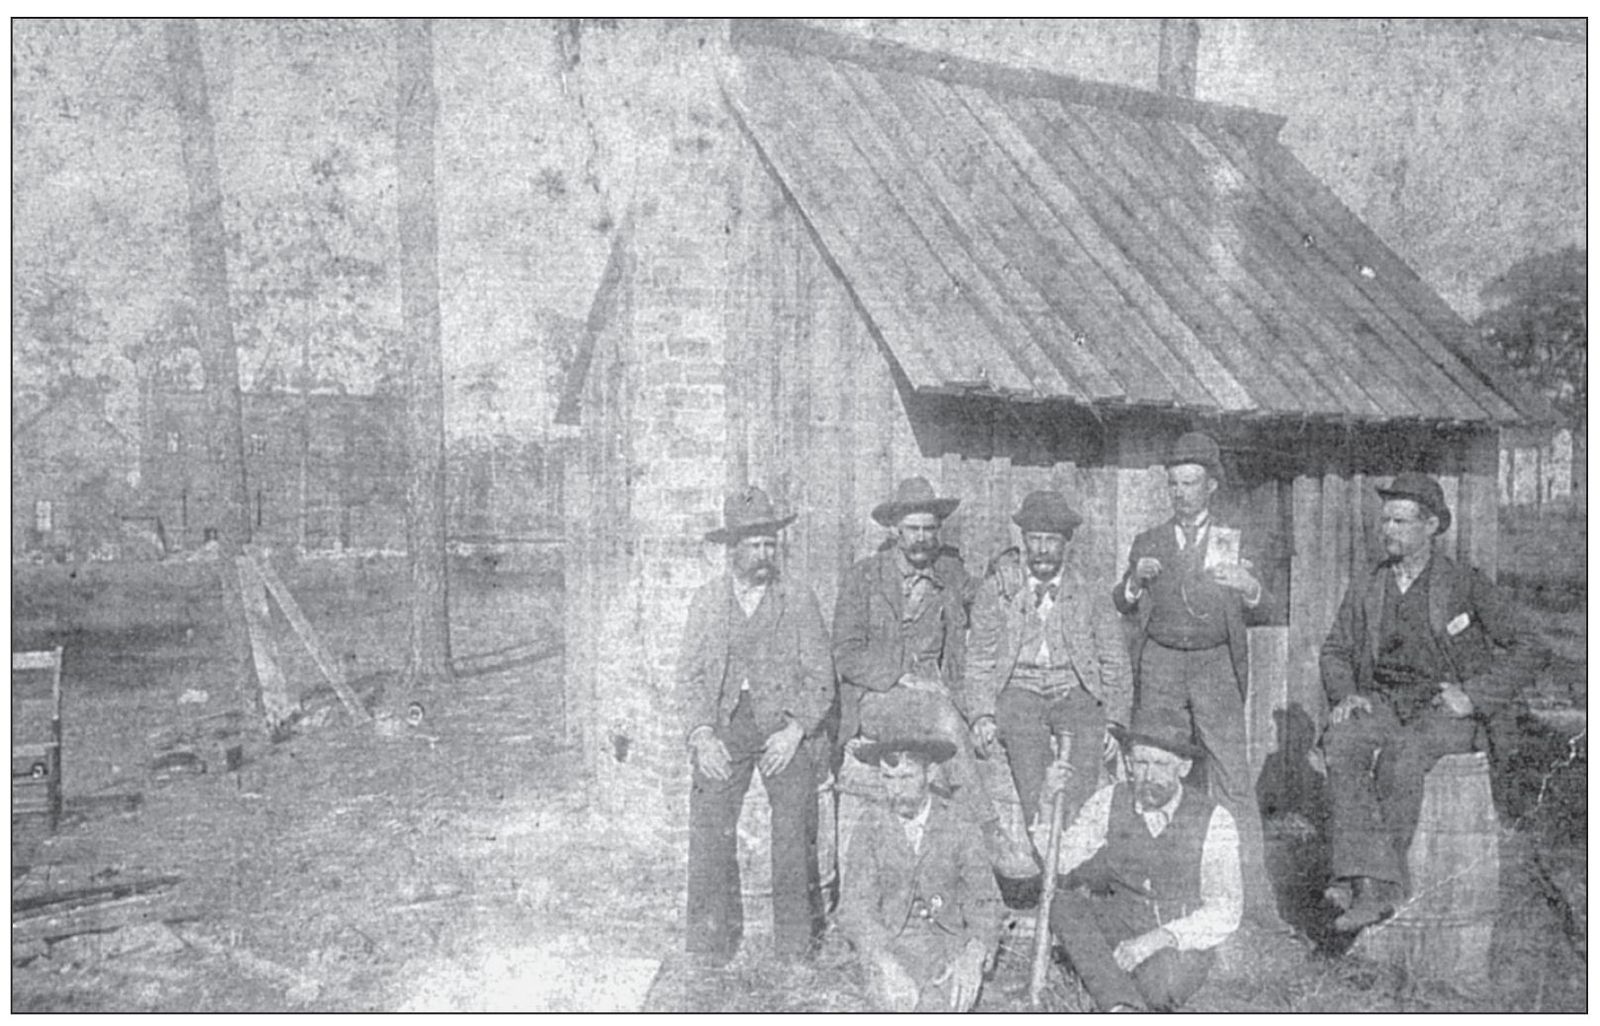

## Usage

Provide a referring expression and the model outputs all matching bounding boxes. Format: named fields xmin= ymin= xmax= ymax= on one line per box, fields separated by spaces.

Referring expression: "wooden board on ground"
xmin=236 ymin=556 xmax=296 ymax=730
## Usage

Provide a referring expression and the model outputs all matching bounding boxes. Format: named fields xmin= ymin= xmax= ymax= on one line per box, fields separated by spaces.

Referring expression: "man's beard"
xmin=1027 ymin=555 xmax=1062 ymax=580
xmin=1135 ymin=779 xmax=1179 ymax=809
xmin=903 ymin=542 xmax=937 ymax=568
xmin=890 ymin=794 xmax=924 ymax=819
xmin=743 ymin=562 xmax=778 ymax=585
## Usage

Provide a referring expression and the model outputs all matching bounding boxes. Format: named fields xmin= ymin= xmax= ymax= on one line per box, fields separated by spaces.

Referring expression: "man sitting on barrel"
xmin=837 ymin=736 xmax=1004 ymax=1013
xmin=1035 ymin=710 xmax=1242 ymax=1012
xmin=1319 ymin=472 xmax=1538 ymax=933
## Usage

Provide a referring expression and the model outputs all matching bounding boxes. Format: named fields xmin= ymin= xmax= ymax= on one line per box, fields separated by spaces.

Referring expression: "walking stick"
xmin=1028 ymin=731 xmax=1071 ymax=1009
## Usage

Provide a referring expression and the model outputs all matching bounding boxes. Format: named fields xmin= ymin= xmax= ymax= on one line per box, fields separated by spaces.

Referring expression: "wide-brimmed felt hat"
xmin=871 ymin=476 xmax=961 ymax=527
xmin=1113 ymin=711 xmax=1206 ymax=762
xmin=1012 ymin=490 xmax=1083 ymax=537
xmin=1376 ymin=472 xmax=1452 ymax=535
xmin=1165 ymin=431 xmax=1225 ymax=480
xmin=854 ymin=736 xmax=957 ymax=767
xmin=703 ymin=486 xmax=798 ymax=545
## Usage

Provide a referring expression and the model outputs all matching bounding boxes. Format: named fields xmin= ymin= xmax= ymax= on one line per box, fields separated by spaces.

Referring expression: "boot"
xmin=1332 ymin=876 xmax=1400 ymax=933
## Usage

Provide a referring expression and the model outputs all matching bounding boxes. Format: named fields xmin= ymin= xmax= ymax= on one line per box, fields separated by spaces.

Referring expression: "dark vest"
xmin=1070 ymin=783 xmax=1214 ymax=921
xmin=1374 ymin=563 xmax=1446 ymax=720
xmin=1143 ymin=529 xmax=1231 ymax=651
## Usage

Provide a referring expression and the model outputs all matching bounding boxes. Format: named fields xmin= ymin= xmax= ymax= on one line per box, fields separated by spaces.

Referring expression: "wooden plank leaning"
xmin=249 ymin=550 xmax=370 ymax=722
xmin=235 ymin=554 xmax=297 ymax=733
xmin=1029 ymin=730 xmax=1072 ymax=1008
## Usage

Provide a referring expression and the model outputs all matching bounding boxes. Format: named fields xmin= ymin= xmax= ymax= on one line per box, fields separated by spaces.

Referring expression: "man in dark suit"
xmin=838 ymin=736 xmax=1004 ymax=1012
xmin=678 ymin=486 xmax=835 ymax=965
xmin=1320 ymin=472 xmax=1538 ymax=932
xmin=1112 ymin=432 xmax=1278 ymax=930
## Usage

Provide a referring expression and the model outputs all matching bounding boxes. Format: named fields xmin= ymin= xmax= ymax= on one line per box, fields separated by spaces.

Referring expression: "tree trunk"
xmin=164 ymin=19 xmax=261 ymax=724
xmin=396 ymin=18 xmax=453 ymax=688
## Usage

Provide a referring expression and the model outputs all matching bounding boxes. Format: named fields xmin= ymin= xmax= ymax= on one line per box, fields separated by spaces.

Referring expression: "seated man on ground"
xmin=837 ymin=737 xmax=1005 ymax=1013
xmin=1035 ymin=711 xmax=1241 ymax=1013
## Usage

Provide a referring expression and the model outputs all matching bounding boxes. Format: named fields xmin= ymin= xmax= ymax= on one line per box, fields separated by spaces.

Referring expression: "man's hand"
xmin=1437 ymin=682 xmax=1474 ymax=719
xmin=971 ymin=716 xmax=999 ymax=757
xmin=1039 ymin=758 xmax=1073 ymax=807
xmin=1328 ymin=694 xmax=1373 ymax=725
xmin=1207 ymin=562 xmax=1260 ymax=595
xmin=934 ymin=938 xmax=988 ymax=1012
xmin=691 ymin=730 xmax=732 ymax=781
xmin=897 ymin=671 xmax=947 ymax=695
xmin=1134 ymin=556 xmax=1162 ymax=584
xmin=870 ymin=947 xmax=921 ymax=1012
xmin=759 ymin=719 xmax=805 ymax=777
xmin=1113 ymin=927 xmax=1174 ymax=973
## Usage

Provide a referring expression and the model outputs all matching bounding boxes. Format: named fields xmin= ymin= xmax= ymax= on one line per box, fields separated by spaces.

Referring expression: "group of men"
xmin=675 ymin=431 xmax=1533 ymax=1012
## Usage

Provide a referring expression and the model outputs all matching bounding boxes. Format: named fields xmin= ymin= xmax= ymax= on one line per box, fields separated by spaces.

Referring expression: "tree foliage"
xmin=1476 ymin=246 xmax=1587 ymax=427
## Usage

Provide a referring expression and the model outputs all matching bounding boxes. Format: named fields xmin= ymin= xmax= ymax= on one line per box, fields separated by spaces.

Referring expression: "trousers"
xmin=686 ymin=695 xmax=822 ymax=963
xmin=1322 ymin=695 xmax=1476 ymax=890
xmin=995 ymin=685 xmax=1104 ymax=829
xmin=1049 ymin=887 xmax=1214 ymax=1011
xmin=1133 ymin=641 xmax=1274 ymax=919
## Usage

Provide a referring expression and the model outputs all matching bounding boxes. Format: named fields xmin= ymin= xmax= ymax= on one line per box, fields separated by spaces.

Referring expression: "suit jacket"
xmin=832 ymin=547 xmax=974 ymax=744
xmin=1320 ymin=551 xmax=1540 ymax=714
xmin=677 ymin=572 xmax=835 ymax=742
xmin=837 ymin=794 xmax=1003 ymax=960
xmin=967 ymin=549 xmax=1133 ymax=727
xmin=1112 ymin=515 xmax=1267 ymax=700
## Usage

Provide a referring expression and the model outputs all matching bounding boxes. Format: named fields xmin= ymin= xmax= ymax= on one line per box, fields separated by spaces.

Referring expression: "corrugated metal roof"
xmin=726 ymin=22 xmax=1551 ymax=425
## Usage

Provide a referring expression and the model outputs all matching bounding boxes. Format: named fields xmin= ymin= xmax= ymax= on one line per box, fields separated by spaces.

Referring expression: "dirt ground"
xmin=9 ymin=558 xmax=1587 ymax=1012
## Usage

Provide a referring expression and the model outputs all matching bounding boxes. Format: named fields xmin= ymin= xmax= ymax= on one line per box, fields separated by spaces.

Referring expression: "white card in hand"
xmin=1204 ymin=527 xmax=1241 ymax=571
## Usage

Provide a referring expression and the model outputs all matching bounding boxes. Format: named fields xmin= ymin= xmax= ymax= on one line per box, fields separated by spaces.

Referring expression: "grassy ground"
xmin=9 ymin=557 xmax=1587 ymax=1012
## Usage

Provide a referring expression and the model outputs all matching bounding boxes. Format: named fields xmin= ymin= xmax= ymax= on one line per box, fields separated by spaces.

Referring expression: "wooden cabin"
xmin=558 ymin=22 xmax=1552 ymax=856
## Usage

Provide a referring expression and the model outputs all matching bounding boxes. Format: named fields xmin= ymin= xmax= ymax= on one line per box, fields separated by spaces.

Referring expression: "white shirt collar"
xmin=1134 ymin=784 xmax=1184 ymax=835
xmin=900 ymin=795 xmax=934 ymax=852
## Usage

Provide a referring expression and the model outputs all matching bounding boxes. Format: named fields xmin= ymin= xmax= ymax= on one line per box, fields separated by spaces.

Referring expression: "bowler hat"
xmin=1376 ymin=472 xmax=1452 ymax=535
xmin=871 ymin=476 xmax=961 ymax=527
xmin=1112 ymin=711 xmax=1206 ymax=762
xmin=1012 ymin=490 xmax=1083 ymax=537
xmin=1165 ymin=432 xmax=1224 ymax=480
xmin=703 ymin=486 xmax=798 ymax=545
xmin=854 ymin=736 xmax=957 ymax=767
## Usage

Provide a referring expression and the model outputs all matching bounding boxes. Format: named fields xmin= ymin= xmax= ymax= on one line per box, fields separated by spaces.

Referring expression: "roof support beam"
xmin=1157 ymin=19 xmax=1200 ymax=99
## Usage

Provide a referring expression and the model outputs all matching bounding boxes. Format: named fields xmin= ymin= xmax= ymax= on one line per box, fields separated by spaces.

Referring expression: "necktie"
xmin=1180 ymin=521 xmax=1199 ymax=550
xmin=1033 ymin=581 xmax=1057 ymax=606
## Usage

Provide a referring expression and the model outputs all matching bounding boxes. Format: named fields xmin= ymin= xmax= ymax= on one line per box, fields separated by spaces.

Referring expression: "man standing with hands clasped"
xmin=1319 ymin=472 xmax=1537 ymax=933
xmin=1112 ymin=432 xmax=1282 ymax=932
xmin=678 ymin=487 xmax=835 ymax=966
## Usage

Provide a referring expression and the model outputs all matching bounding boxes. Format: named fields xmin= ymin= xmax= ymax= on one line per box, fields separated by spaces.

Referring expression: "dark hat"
xmin=871 ymin=476 xmax=961 ymax=527
xmin=703 ymin=486 xmax=798 ymax=545
xmin=854 ymin=736 xmax=958 ymax=767
xmin=1112 ymin=711 xmax=1206 ymax=762
xmin=1376 ymin=472 xmax=1451 ymax=535
xmin=1012 ymin=490 xmax=1083 ymax=537
xmin=1165 ymin=432 xmax=1224 ymax=479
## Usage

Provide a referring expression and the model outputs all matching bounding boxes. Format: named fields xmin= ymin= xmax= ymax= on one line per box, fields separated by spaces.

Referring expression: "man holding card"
xmin=1318 ymin=473 xmax=1538 ymax=933
xmin=1112 ymin=432 xmax=1281 ymax=931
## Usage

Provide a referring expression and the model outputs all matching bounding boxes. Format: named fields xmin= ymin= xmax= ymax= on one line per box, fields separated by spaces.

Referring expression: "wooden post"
xmin=236 ymin=555 xmax=296 ymax=732
xmin=396 ymin=18 xmax=453 ymax=689
xmin=1455 ymin=428 xmax=1501 ymax=580
xmin=251 ymin=549 xmax=371 ymax=722
xmin=1157 ymin=19 xmax=1201 ymax=99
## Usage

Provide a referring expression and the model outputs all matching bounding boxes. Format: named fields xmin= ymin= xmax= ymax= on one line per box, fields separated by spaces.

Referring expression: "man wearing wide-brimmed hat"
xmin=833 ymin=477 xmax=1013 ymax=863
xmin=1033 ymin=708 xmax=1242 ymax=1012
xmin=838 ymin=736 xmax=1004 ymax=1013
xmin=1111 ymin=431 xmax=1280 ymax=931
xmin=1319 ymin=472 xmax=1537 ymax=934
xmin=967 ymin=489 xmax=1132 ymax=847
xmin=678 ymin=486 xmax=835 ymax=965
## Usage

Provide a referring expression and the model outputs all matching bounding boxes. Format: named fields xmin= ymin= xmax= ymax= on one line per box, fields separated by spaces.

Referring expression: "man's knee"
xmin=1134 ymin=947 xmax=1213 ymax=1011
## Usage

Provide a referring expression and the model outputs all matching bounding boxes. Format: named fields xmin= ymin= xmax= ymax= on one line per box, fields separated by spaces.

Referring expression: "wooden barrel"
xmin=1353 ymin=751 xmax=1501 ymax=984
xmin=736 ymin=768 xmax=837 ymax=931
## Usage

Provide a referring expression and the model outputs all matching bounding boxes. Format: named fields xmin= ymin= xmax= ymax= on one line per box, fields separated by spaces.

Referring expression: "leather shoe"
xmin=1332 ymin=878 xmax=1399 ymax=933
